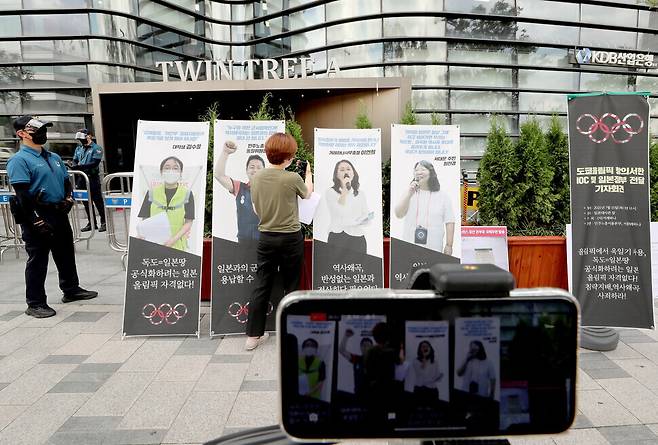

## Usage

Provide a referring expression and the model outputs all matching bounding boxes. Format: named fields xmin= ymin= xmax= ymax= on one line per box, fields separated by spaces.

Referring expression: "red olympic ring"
xmin=142 ymin=303 xmax=188 ymax=325
xmin=227 ymin=302 xmax=274 ymax=324
xmin=576 ymin=113 xmax=644 ymax=144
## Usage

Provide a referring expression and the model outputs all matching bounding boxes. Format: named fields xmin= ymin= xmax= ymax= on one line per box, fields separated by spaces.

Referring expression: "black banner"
xmin=210 ymin=237 xmax=283 ymax=335
xmin=390 ymin=238 xmax=459 ymax=288
xmin=313 ymin=240 xmax=384 ymax=290
xmin=123 ymin=237 xmax=201 ymax=336
xmin=568 ymin=93 xmax=654 ymax=328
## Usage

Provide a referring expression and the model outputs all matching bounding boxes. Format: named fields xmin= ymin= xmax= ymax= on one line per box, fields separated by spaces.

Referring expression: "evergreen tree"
xmin=250 ymin=92 xmax=274 ymax=120
xmin=430 ymin=112 xmax=444 ymax=125
xmin=400 ymin=101 xmax=417 ymax=125
xmin=355 ymin=101 xmax=372 ymax=129
xmin=515 ymin=118 xmax=554 ymax=228
xmin=545 ymin=115 xmax=570 ymax=227
xmin=477 ymin=118 xmax=520 ymax=227
xmin=650 ymin=139 xmax=658 ymax=221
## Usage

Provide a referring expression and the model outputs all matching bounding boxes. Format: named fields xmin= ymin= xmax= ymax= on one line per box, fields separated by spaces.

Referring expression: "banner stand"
xmin=580 ymin=327 xmax=619 ymax=352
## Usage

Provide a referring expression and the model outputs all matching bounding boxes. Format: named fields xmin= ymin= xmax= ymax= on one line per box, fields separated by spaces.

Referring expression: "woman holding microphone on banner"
xmin=394 ymin=160 xmax=455 ymax=255
xmin=321 ymin=160 xmax=372 ymax=253
xmin=245 ymin=133 xmax=313 ymax=351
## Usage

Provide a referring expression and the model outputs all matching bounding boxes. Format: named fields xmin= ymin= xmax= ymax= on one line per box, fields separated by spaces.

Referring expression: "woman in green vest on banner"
xmin=298 ymin=338 xmax=326 ymax=400
xmin=138 ymin=156 xmax=195 ymax=252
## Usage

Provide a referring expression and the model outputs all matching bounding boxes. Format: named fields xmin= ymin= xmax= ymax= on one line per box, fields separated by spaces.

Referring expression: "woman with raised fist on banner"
xmin=321 ymin=159 xmax=373 ymax=254
xmin=394 ymin=160 xmax=455 ymax=256
xmin=214 ymin=140 xmax=265 ymax=244
xmin=137 ymin=156 xmax=195 ymax=252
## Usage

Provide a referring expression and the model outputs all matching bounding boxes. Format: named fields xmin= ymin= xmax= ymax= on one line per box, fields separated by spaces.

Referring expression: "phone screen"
xmin=279 ymin=294 xmax=578 ymax=439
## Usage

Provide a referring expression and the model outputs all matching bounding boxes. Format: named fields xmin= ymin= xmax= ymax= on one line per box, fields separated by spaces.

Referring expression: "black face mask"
xmin=30 ymin=129 xmax=48 ymax=145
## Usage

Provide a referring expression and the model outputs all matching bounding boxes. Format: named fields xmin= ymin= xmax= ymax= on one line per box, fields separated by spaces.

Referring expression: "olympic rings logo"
xmin=142 ymin=303 xmax=188 ymax=325
xmin=228 ymin=302 xmax=273 ymax=324
xmin=576 ymin=113 xmax=644 ymax=144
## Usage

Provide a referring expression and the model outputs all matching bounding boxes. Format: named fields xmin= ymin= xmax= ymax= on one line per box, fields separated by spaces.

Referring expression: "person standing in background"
xmin=71 ymin=129 xmax=106 ymax=232
xmin=7 ymin=116 xmax=98 ymax=318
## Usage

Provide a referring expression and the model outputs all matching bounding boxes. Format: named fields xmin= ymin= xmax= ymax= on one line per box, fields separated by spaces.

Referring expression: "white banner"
xmin=390 ymin=124 xmax=461 ymax=288
xmin=123 ymin=120 xmax=209 ymax=336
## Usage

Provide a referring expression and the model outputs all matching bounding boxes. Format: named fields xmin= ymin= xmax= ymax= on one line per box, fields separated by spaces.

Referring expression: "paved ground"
xmin=2 ymin=216 xmax=658 ymax=444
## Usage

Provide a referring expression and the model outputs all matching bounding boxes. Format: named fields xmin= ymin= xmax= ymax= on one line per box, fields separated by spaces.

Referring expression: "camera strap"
xmin=415 ymin=191 xmax=432 ymax=228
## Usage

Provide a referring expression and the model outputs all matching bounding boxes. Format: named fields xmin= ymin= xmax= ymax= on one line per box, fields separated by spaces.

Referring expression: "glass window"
xmin=384 ymin=41 xmax=446 ymax=62
xmin=386 ymin=65 xmax=447 ymax=86
xmin=461 ymin=137 xmax=487 ymax=157
xmin=0 ymin=116 xmax=17 ymax=140
xmin=518 ymin=92 xmax=567 ymax=113
xmin=206 ymin=2 xmax=230 ymax=20
xmin=0 ymin=0 xmax=20 ymax=9
xmin=328 ymin=43 xmax=382 ymax=67
xmin=22 ymin=40 xmax=89 ymax=61
xmin=580 ymin=73 xmax=631 ymax=92
xmin=0 ymin=41 xmax=21 ymax=62
xmin=445 ymin=0 xmax=516 ymax=15
xmin=650 ymin=118 xmax=658 ymax=137
xmin=290 ymin=5 xmax=324 ymax=30
xmin=448 ymin=43 xmax=513 ymax=64
xmin=447 ymin=18 xmax=520 ymax=40
xmin=24 ymin=0 xmax=88 ymax=6
xmin=449 ymin=67 xmax=513 ymax=87
xmin=23 ymin=90 xmax=89 ymax=114
xmin=649 ymin=98 xmax=658 ymax=112
xmin=206 ymin=43 xmax=231 ymax=61
xmin=331 ymin=67 xmax=383 ymax=78
xmin=89 ymin=40 xmax=136 ymax=64
xmin=206 ymin=23 xmax=231 ymax=45
xmin=637 ymin=76 xmax=658 ymax=93
xmin=22 ymin=14 xmax=89 ymax=36
xmin=521 ymin=23 xmax=578 ymax=45
xmin=0 ymin=91 xmax=21 ymax=115
xmin=412 ymin=90 xmax=447 ymax=110
xmin=0 ymin=16 xmax=20 ymax=37
xmin=23 ymin=65 xmax=89 ymax=88
xmin=453 ymin=114 xmax=514 ymax=133
xmin=135 ymin=70 xmax=162 ymax=82
xmin=88 ymin=64 xmax=135 ymax=83
xmin=516 ymin=0 xmax=579 ymax=21
xmin=293 ymin=50 xmax=327 ymax=75
xmin=460 ymin=158 xmax=481 ymax=172
xmin=326 ymin=0 xmax=380 ymax=21
xmin=232 ymin=25 xmax=254 ymax=44
xmin=580 ymin=28 xmax=637 ymax=50
xmin=450 ymin=91 xmax=512 ymax=111
xmin=327 ymin=19 xmax=381 ymax=45
xmin=517 ymin=47 xmax=570 ymax=68
xmin=139 ymin=0 xmax=195 ymax=33
xmin=518 ymin=69 xmax=578 ymax=90
xmin=383 ymin=0 xmax=443 ymax=12
xmin=383 ymin=17 xmax=445 ymax=38
xmin=582 ymin=4 xmax=636 ymax=27
xmin=292 ymin=28 xmax=325 ymax=52
xmin=416 ymin=113 xmax=448 ymax=125
xmin=93 ymin=0 xmax=135 ymax=12
xmin=519 ymin=114 xmax=566 ymax=131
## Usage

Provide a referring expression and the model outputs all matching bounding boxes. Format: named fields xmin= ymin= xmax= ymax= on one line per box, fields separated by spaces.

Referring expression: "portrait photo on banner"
xmin=313 ymin=128 xmax=384 ymax=259
xmin=129 ymin=121 xmax=210 ymax=257
xmin=211 ymin=120 xmax=285 ymax=244
xmin=390 ymin=124 xmax=461 ymax=258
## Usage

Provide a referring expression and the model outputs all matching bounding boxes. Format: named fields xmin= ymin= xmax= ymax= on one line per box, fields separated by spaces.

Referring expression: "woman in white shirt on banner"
xmin=321 ymin=159 xmax=371 ymax=253
xmin=394 ymin=160 xmax=455 ymax=255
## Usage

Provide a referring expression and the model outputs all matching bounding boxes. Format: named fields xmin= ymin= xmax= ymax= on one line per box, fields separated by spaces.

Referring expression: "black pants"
xmin=328 ymin=231 xmax=367 ymax=253
xmin=83 ymin=176 xmax=105 ymax=225
xmin=246 ymin=230 xmax=304 ymax=337
xmin=21 ymin=213 xmax=80 ymax=307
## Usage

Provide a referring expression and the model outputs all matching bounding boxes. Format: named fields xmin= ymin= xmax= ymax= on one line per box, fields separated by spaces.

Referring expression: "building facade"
xmin=2 ymin=0 xmax=658 ymax=171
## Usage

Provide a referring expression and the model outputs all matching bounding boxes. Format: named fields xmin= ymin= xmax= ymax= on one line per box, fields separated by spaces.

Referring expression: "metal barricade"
xmin=67 ymin=170 xmax=95 ymax=249
xmin=0 ymin=170 xmax=23 ymax=262
xmin=102 ymin=172 xmax=133 ymax=270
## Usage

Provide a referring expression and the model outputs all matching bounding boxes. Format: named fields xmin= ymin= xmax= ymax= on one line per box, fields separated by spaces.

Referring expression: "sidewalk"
xmin=1 ymin=233 xmax=658 ymax=444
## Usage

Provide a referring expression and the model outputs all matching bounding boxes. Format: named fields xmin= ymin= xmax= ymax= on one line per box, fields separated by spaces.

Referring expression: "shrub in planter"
xmin=546 ymin=115 xmax=570 ymax=231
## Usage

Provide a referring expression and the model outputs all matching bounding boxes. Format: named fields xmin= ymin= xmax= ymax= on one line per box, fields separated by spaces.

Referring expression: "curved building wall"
xmin=2 ymin=0 xmax=658 ymax=170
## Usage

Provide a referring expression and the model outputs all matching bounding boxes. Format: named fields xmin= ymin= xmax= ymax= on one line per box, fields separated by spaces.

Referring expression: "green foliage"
xmin=355 ymin=101 xmax=372 ymax=129
xmin=477 ymin=117 xmax=521 ymax=228
xmin=430 ymin=113 xmax=444 ymax=125
xmin=199 ymin=102 xmax=219 ymax=237
xmin=382 ymin=159 xmax=391 ymax=237
xmin=545 ymin=115 xmax=570 ymax=227
xmin=250 ymin=92 xmax=274 ymax=120
xmin=650 ymin=139 xmax=658 ymax=221
xmin=515 ymin=118 xmax=555 ymax=228
xmin=400 ymin=102 xmax=417 ymax=125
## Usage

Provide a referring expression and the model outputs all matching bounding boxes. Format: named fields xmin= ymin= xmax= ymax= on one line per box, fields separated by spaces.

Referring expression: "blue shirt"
xmin=73 ymin=142 xmax=102 ymax=166
xmin=7 ymin=145 xmax=68 ymax=203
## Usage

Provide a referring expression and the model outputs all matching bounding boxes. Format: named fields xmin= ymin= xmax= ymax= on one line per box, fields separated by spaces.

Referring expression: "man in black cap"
xmin=6 ymin=116 xmax=98 ymax=318
xmin=71 ymin=128 xmax=106 ymax=232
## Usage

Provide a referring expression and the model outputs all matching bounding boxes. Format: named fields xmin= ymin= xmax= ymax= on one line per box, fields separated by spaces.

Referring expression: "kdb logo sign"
xmin=576 ymin=48 xmax=592 ymax=64
xmin=576 ymin=113 xmax=644 ymax=144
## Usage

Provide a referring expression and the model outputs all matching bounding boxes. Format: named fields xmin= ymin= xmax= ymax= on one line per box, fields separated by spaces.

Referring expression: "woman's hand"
xmin=408 ymin=179 xmax=419 ymax=196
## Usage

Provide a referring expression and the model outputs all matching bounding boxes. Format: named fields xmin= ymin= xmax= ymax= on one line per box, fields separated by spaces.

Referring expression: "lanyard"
xmin=415 ymin=191 xmax=432 ymax=227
